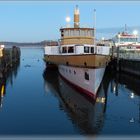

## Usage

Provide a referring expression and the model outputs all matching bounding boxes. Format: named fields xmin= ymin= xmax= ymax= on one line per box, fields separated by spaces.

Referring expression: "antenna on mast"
xmin=125 ymin=24 xmax=127 ymax=33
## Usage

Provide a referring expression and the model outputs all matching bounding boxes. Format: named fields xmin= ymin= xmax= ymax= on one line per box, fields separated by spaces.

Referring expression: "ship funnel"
xmin=74 ymin=5 xmax=80 ymax=28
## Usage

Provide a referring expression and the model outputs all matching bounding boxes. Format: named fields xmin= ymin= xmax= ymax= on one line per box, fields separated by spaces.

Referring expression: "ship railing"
xmin=60 ymin=24 xmax=94 ymax=29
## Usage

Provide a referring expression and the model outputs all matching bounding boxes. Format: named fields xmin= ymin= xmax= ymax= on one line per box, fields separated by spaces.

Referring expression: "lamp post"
xmin=133 ymin=30 xmax=138 ymax=43
xmin=66 ymin=16 xmax=71 ymax=28
xmin=133 ymin=30 xmax=138 ymax=36
xmin=117 ymin=34 xmax=121 ymax=71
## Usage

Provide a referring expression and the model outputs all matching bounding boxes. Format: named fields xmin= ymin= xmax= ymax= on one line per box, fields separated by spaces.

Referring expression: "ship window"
xmin=66 ymin=62 xmax=69 ymax=65
xmin=84 ymin=62 xmax=87 ymax=66
xmin=62 ymin=47 xmax=67 ymax=53
xmin=61 ymin=33 xmax=64 ymax=37
xmin=68 ymin=47 xmax=74 ymax=53
xmin=85 ymin=72 xmax=89 ymax=80
xmin=91 ymin=47 xmax=94 ymax=53
xmin=84 ymin=46 xmax=89 ymax=53
xmin=61 ymin=30 xmax=64 ymax=37
xmin=74 ymin=70 xmax=76 ymax=75
xmin=69 ymin=69 xmax=71 ymax=73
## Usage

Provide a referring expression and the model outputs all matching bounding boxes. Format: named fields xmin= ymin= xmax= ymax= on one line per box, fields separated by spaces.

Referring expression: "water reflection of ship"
xmin=43 ymin=68 xmax=111 ymax=134
xmin=0 ymin=59 xmax=20 ymax=108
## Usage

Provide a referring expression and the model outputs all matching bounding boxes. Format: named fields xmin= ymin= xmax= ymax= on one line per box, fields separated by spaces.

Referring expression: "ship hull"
xmin=44 ymin=53 xmax=110 ymax=99
xmin=58 ymin=65 xmax=105 ymax=99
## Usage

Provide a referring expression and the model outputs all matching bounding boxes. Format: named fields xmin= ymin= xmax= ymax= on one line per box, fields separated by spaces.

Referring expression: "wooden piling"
xmin=0 ymin=46 xmax=20 ymax=77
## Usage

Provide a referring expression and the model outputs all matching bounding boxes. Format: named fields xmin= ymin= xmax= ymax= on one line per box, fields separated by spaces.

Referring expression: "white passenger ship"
xmin=44 ymin=6 xmax=110 ymax=99
xmin=114 ymin=28 xmax=140 ymax=51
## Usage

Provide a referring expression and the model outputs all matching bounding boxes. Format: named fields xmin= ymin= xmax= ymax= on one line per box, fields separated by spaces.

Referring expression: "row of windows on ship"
xmin=60 ymin=67 xmax=89 ymax=81
xmin=115 ymin=37 xmax=138 ymax=43
xmin=60 ymin=46 xmax=94 ymax=54
xmin=61 ymin=30 xmax=94 ymax=37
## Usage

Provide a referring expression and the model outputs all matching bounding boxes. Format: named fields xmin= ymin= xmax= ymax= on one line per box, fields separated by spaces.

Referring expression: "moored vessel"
xmin=44 ymin=6 xmax=110 ymax=99
xmin=113 ymin=25 xmax=140 ymax=51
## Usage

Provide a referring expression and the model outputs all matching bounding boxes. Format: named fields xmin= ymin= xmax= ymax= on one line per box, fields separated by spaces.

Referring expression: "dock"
xmin=109 ymin=47 xmax=140 ymax=76
xmin=0 ymin=46 xmax=20 ymax=78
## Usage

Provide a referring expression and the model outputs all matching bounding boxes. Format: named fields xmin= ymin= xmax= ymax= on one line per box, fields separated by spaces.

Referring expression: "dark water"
xmin=0 ymin=47 xmax=140 ymax=136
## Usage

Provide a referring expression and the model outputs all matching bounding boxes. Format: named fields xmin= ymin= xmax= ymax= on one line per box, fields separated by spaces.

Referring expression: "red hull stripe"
xmin=59 ymin=72 xmax=96 ymax=99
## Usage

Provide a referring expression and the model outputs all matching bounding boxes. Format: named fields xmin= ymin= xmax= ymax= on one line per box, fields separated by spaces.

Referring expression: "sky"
xmin=0 ymin=1 xmax=140 ymax=42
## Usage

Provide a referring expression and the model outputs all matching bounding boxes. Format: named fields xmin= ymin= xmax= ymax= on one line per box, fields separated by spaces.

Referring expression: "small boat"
xmin=44 ymin=6 xmax=110 ymax=99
